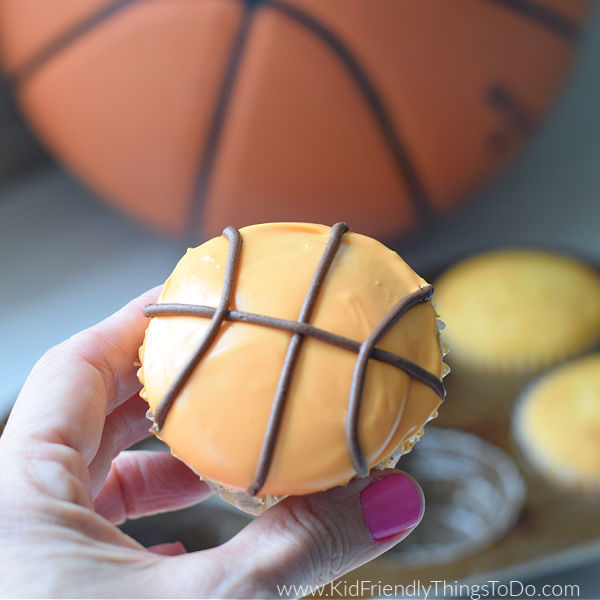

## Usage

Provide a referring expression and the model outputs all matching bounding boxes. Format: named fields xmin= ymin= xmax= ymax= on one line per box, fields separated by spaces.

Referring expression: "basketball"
xmin=0 ymin=0 xmax=587 ymax=241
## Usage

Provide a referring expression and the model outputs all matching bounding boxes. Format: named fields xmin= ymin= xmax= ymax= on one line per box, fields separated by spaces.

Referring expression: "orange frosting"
xmin=138 ymin=223 xmax=444 ymax=496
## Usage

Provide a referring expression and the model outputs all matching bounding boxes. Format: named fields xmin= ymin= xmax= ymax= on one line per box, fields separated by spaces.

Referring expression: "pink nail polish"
xmin=148 ymin=541 xmax=187 ymax=556
xmin=360 ymin=472 xmax=424 ymax=541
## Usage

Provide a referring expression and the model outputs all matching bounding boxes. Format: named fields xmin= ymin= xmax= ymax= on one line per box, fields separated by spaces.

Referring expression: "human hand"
xmin=0 ymin=289 xmax=424 ymax=598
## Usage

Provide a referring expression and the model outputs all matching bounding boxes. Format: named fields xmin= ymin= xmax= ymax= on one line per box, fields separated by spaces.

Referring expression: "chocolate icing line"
xmin=345 ymin=284 xmax=434 ymax=477
xmin=247 ymin=222 xmax=350 ymax=496
xmin=152 ymin=226 xmax=241 ymax=430
xmin=143 ymin=303 xmax=445 ymax=399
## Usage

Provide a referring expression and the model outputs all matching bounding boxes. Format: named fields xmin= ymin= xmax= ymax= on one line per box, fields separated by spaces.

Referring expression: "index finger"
xmin=3 ymin=286 xmax=160 ymax=464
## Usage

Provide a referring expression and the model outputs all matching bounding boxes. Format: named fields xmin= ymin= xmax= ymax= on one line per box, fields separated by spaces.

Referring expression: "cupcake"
xmin=138 ymin=222 xmax=447 ymax=514
xmin=433 ymin=249 xmax=600 ymax=432
xmin=513 ymin=353 xmax=600 ymax=494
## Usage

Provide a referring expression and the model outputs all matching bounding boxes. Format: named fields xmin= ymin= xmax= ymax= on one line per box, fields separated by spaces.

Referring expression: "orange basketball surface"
xmin=0 ymin=0 xmax=587 ymax=240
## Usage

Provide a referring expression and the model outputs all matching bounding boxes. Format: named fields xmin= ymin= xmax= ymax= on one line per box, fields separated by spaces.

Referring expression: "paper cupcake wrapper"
xmin=512 ymin=361 xmax=600 ymax=496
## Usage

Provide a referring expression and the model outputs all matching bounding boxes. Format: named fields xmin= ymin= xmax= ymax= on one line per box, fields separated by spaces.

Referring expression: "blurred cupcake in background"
xmin=433 ymin=249 xmax=600 ymax=439
xmin=513 ymin=353 xmax=600 ymax=495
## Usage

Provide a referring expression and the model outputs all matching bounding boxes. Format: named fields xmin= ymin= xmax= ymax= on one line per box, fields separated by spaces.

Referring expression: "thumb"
xmin=165 ymin=469 xmax=424 ymax=598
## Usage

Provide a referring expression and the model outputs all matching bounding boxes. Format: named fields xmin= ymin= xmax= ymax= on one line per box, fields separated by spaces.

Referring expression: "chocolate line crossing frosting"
xmin=248 ymin=221 xmax=349 ymax=495
xmin=144 ymin=223 xmax=445 ymax=496
xmin=346 ymin=285 xmax=434 ymax=477
xmin=143 ymin=302 xmax=444 ymax=398
xmin=152 ymin=226 xmax=241 ymax=430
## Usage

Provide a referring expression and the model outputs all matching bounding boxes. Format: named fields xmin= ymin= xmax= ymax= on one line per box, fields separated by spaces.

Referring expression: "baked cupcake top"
xmin=514 ymin=353 xmax=600 ymax=492
xmin=138 ymin=223 xmax=446 ymax=497
xmin=434 ymin=249 xmax=600 ymax=374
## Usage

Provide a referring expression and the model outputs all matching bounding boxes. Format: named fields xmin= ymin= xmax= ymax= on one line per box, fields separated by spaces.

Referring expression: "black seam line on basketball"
xmin=247 ymin=222 xmax=349 ymax=496
xmin=483 ymin=0 xmax=580 ymax=42
xmin=345 ymin=285 xmax=434 ymax=478
xmin=185 ymin=1 xmax=258 ymax=240
xmin=152 ymin=226 xmax=241 ymax=431
xmin=8 ymin=0 xmax=140 ymax=86
xmin=143 ymin=299 xmax=445 ymax=400
xmin=261 ymin=0 xmax=434 ymax=224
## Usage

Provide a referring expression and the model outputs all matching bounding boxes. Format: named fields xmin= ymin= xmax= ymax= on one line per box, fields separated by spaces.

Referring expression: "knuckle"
xmin=33 ymin=343 xmax=69 ymax=377
xmin=69 ymin=329 xmax=117 ymax=391
xmin=24 ymin=446 xmax=92 ymax=509
xmin=293 ymin=495 xmax=355 ymax=581
xmin=259 ymin=494 xmax=354 ymax=587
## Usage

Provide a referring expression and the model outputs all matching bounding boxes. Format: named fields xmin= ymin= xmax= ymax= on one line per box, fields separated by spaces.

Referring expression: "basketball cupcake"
xmin=433 ymin=249 xmax=600 ymax=432
xmin=513 ymin=353 xmax=600 ymax=494
xmin=138 ymin=222 xmax=447 ymax=514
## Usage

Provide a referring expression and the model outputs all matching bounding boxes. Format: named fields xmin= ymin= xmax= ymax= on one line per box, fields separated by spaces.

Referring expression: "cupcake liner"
xmin=434 ymin=248 xmax=600 ymax=377
xmin=205 ymin=480 xmax=283 ymax=516
xmin=512 ymin=353 xmax=600 ymax=496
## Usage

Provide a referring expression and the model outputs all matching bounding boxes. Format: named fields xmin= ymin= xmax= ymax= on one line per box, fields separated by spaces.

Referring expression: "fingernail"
xmin=148 ymin=541 xmax=187 ymax=556
xmin=359 ymin=472 xmax=424 ymax=541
